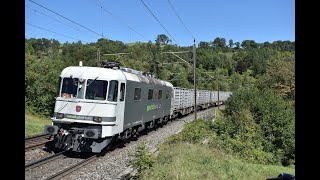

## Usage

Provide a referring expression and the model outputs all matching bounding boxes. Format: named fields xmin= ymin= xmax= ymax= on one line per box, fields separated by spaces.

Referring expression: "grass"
xmin=25 ymin=113 xmax=52 ymax=137
xmin=141 ymin=143 xmax=295 ymax=180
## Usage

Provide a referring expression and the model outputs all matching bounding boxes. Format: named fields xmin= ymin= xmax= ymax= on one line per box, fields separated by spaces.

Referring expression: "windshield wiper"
xmin=87 ymin=76 xmax=99 ymax=87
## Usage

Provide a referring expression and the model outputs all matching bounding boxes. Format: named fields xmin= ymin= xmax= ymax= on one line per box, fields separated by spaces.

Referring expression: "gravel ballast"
xmin=25 ymin=107 xmax=220 ymax=180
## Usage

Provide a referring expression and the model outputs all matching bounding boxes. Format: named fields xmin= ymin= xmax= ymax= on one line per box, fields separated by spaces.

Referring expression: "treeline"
xmin=25 ymin=35 xmax=295 ymax=116
xmin=25 ymin=35 xmax=295 ymax=166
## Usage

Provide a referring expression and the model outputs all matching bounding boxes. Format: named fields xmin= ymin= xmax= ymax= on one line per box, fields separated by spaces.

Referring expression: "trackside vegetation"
xmin=25 ymin=36 xmax=294 ymax=118
xmin=138 ymin=143 xmax=294 ymax=180
xmin=134 ymin=114 xmax=294 ymax=179
xmin=25 ymin=112 xmax=52 ymax=137
xmin=130 ymin=74 xmax=294 ymax=179
xmin=25 ymin=35 xmax=294 ymax=177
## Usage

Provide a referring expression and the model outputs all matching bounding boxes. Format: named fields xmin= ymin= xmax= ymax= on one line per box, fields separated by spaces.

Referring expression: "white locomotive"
xmin=44 ymin=61 xmax=231 ymax=153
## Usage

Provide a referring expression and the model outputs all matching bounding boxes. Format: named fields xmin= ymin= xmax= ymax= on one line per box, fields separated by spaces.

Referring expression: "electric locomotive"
xmin=44 ymin=61 xmax=173 ymax=153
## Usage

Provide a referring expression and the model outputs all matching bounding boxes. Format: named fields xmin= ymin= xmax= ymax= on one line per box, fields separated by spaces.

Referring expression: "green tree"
xmin=155 ymin=34 xmax=172 ymax=45
xmin=234 ymin=42 xmax=240 ymax=49
xmin=229 ymin=39 xmax=234 ymax=48
xmin=241 ymin=40 xmax=257 ymax=49
xmin=25 ymin=54 xmax=64 ymax=116
xmin=257 ymin=51 xmax=295 ymax=101
xmin=222 ymin=87 xmax=295 ymax=165
xmin=199 ymin=41 xmax=210 ymax=48
xmin=212 ymin=37 xmax=226 ymax=48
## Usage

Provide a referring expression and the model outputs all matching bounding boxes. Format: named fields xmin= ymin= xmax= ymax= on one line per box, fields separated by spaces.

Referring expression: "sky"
xmin=25 ymin=0 xmax=295 ymax=46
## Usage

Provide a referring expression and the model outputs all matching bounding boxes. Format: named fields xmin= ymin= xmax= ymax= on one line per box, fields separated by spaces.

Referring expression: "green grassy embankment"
xmin=141 ymin=142 xmax=295 ymax=180
xmin=25 ymin=113 xmax=52 ymax=137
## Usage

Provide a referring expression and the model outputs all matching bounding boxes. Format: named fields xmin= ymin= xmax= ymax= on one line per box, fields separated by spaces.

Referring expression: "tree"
xmin=258 ymin=52 xmax=295 ymax=101
xmin=212 ymin=37 xmax=226 ymax=48
xmin=222 ymin=87 xmax=295 ymax=165
xmin=263 ymin=41 xmax=271 ymax=48
xmin=199 ymin=41 xmax=210 ymax=48
xmin=235 ymin=42 xmax=240 ymax=49
xmin=229 ymin=39 xmax=234 ymax=48
xmin=155 ymin=34 xmax=172 ymax=45
xmin=241 ymin=40 xmax=257 ymax=49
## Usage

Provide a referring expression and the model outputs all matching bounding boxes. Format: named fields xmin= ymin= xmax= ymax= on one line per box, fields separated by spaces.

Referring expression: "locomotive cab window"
xmin=61 ymin=77 xmax=79 ymax=98
xmin=134 ymin=88 xmax=141 ymax=101
xmin=108 ymin=80 xmax=118 ymax=102
xmin=85 ymin=79 xmax=108 ymax=100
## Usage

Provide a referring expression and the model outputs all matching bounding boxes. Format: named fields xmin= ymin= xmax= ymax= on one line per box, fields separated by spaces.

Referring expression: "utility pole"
xmin=161 ymin=44 xmax=196 ymax=120
xmin=193 ymin=38 xmax=197 ymax=120
xmin=217 ymin=71 xmax=219 ymax=110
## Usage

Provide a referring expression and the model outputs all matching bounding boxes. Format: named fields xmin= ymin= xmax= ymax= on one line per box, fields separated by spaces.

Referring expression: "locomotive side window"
xmin=108 ymin=80 xmax=118 ymax=102
xmin=153 ymin=90 xmax=158 ymax=99
xmin=61 ymin=77 xmax=79 ymax=98
xmin=85 ymin=80 xmax=108 ymax=100
xmin=134 ymin=88 xmax=141 ymax=100
xmin=120 ymin=83 xmax=125 ymax=101
xmin=158 ymin=90 xmax=162 ymax=99
xmin=165 ymin=90 xmax=170 ymax=99
xmin=148 ymin=89 xmax=153 ymax=100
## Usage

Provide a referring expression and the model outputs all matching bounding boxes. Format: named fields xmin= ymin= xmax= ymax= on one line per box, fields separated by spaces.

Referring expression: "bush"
xmin=131 ymin=142 xmax=155 ymax=177
xmin=220 ymin=87 xmax=295 ymax=165
xmin=25 ymin=55 xmax=64 ymax=117
xmin=164 ymin=119 xmax=212 ymax=146
xmin=211 ymin=110 xmax=278 ymax=164
xmin=167 ymin=88 xmax=295 ymax=166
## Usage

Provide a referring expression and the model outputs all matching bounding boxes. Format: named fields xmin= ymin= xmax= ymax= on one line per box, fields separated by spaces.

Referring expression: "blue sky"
xmin=25 ymin=0 xmax=295 ymax=46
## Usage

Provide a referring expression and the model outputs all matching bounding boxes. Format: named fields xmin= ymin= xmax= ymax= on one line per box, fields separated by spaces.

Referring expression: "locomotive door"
xmin=117 ymin=82 xmax=126 ymax=126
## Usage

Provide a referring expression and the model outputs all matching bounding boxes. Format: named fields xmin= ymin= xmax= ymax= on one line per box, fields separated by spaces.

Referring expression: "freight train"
xmin=44 ymin=61 xmax=232 ymax=153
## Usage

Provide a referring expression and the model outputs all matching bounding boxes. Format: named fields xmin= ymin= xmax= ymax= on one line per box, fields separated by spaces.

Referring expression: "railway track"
xmin=25 ymin=150 xmax=69 ymax=171
xmin=42 ymin=136 xmax=141 ymax=180
xmin=44 ymin=154 xmax=98 ymax=180
xmin=25 ymin=106 xmax=221 ymax=180
xmin=25 ymin=134 xmax=52 ymax=151
xmin=25 ymin=133 xmax=134 ymax=179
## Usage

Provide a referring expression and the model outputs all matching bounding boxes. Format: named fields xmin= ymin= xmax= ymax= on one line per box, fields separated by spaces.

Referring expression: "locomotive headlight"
xmin=54 ymin=113 xmax=64 ymax=119
xmin=84 ymin=129 xmax=99 ymax=139
xmin=44 ymin=125 xmax=58 ymax=135
xmin=93 ymin=116 xmax=102 ymax=123
xmin=85 ymin=131 xmax=95 ymax=137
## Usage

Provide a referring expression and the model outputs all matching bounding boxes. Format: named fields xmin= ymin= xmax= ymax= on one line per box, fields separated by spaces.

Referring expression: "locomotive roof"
xmin=60 ymin=66 xmax=173 ymax=87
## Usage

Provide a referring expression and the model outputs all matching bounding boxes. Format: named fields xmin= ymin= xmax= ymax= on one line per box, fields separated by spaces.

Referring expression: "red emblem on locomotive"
xmin=76 ymin=105 xmax=81 ymax=112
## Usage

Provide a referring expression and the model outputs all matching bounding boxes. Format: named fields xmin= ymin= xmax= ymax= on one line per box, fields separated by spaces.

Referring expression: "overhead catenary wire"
xmin=26 ymin=22 xmax=88 ymax=43
xmin=95 ymin=1 xmax=145 ymax=39
xmin=139 ymin=0 xmax=179 ymax=45
xmin=28 ymin=0 xmax=104 ymax=38
xmin=167 ymin=0 xmax=195 ymax=39
xmin=26 ymin=5 xmax=80 ymax=32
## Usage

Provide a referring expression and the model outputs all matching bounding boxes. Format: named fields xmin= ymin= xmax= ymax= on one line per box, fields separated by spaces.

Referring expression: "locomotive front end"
xmin=44 ymin=66 xmax=126 ymax=153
